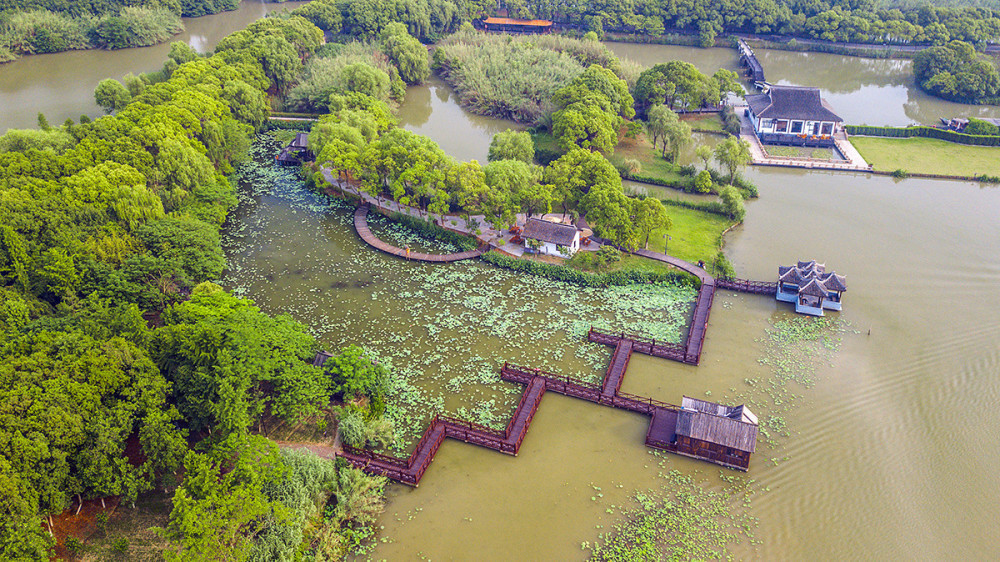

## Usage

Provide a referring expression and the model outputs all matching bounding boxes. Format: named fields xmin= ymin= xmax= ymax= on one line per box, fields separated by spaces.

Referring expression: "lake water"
xmin=3 ymin=22 xmax=1000 ymax=559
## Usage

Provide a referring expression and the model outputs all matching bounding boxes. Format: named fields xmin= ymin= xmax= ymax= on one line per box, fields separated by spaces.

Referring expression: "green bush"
xmin=846 ymin=125 xmax=1000 ymax=146
xmin=482 ymin=251 xmax=699 ymax=288
xmin=386 ymin=212 xmax=478 ymax=251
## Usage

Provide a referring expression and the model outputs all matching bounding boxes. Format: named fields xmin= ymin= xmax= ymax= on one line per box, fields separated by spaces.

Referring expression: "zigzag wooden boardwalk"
xmin=337 ymin=239 xmax=778 ymax=483
xmin=353 ymin=204 xmax=484 ymax=263
xmin=337 ymin=377 xmax=545 ymax=486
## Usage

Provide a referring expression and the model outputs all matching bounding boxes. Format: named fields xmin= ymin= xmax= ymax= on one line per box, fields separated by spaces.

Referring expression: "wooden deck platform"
xmin=354 ymin=204 xmax=484 ymax=263
xmin=645 ymin=407 xmax=679 ymax=450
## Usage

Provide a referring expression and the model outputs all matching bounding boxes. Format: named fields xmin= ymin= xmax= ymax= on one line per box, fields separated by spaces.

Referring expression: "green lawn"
xmin=765 ymin=145 xmax=834 ymax=159
xmin=851 ymin=136 xmax=1000 ymax=177
xmin=644 ymin=204 xmax=735 ymax=265
xmin=613 ymin=134 xmax=693 ymax=188
xmin=682 ymin=113 xmax=724 ymax=133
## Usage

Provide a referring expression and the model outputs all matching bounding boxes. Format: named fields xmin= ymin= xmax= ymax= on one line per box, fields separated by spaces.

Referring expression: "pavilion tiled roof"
xmin=820 ymin=272 xmax=847 ymax=291
xmin=483 ymin=17 xmax=552 ymax=26
xmin=747 ymin=86 xmax=842 ymax=123
xmin=799 ymin=278 xmax=829 ymax=297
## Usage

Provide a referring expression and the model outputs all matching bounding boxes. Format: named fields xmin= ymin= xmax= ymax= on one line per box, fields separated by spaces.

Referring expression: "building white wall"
xmin=534 ymin=233 xmax=580 ymax=256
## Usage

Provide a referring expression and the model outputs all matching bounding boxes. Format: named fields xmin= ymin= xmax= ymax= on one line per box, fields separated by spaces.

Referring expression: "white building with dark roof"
xmin=745 ymin=85 xmax=843 ymax=147
xmin=776 ymin=260 xmax=847 ymax=316
xmin=520 ymin=217 xmax=580 ymax=256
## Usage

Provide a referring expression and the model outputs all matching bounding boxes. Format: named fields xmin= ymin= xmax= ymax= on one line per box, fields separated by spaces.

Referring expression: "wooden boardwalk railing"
xmin=353 ymin=204 xmax=484 ymax=263
xmin=717 ymin=278 xmax=778 ymax=295
xmin=337 ymin=376 xmax=546 ymax=486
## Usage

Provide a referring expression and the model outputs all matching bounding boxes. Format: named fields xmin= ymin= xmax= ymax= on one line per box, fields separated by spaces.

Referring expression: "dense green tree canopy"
xmin=913 ymin=40 xmax=1000 ymax=102
xmin=488 ymin=129 xmax=535 ymax=163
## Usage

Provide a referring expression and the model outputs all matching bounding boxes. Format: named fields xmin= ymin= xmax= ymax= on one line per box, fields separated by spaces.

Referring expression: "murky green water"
xmin=606 ymin=42 xmax=1000 ymax=127
xmin=0 ymin=0 xmax=307 ymax=132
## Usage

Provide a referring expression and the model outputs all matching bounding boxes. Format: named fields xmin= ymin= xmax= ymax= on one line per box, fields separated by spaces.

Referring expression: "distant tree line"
xmin=501 ymin=0 xmax=1000 ymax=47
xmin=0 ymin=1 xmax=249 ymax=60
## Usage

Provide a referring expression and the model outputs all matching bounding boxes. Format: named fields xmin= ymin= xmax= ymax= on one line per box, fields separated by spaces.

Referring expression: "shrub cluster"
xmin=846 ymin=124 xmax=1000 ymax=146
xmin=482 ymin=250 xmax=699 ymax=288
xmin=386 ymin=212 xmax=478 ymax=251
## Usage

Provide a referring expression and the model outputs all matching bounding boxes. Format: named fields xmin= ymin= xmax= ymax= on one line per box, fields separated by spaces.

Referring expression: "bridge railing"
xmin=589 ymin=327 xmax=685 ymax=352
xmin=343 ymin=443 xmax=409 ymax=469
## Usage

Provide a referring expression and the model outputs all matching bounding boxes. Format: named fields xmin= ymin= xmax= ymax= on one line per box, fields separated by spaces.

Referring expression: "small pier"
xmin=738 ymin=39 xmax=766 ymax=85
xmin=354 ymin=205 xmax=484 ymax=263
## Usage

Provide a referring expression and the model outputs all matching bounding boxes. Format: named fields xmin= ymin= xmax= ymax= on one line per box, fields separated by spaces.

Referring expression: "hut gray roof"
xmin=677 ymin=397 xmax=758 ymax=452
xmin=799 ymin=278 xmax=829 ymax=297
xmin=747 ymin=86 xmax=842 ymax=122
xmin=521 ymin=217 xmax=578 ymax=246
xmin=820 ymin=272 xmax=847 ymax=291
xmin=290 ymin=132 xmax=309 ymax=148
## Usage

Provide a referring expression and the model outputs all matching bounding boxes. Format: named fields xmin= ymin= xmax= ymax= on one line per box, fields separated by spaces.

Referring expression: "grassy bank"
xmin=681 ymin=113 xmax=724 ymax=133
xmin=644 ymin=204 xmax=736 ymax=265
xmin=852 ymin=136 xmax=1000 ymax=177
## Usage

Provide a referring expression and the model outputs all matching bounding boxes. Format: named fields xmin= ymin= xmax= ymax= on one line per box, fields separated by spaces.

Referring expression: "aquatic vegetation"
xmin=589 ymin=465 xmax=758 ymax=561
xmin=221 ymin=135 xmax=698 ymax=452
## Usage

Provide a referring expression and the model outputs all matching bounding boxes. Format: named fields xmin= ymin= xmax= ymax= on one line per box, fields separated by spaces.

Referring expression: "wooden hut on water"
xmin=673 ymin=397 xmax=758 ymax=471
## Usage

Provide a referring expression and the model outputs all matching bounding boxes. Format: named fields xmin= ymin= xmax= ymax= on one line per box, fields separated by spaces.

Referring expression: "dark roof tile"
xmin=749 ymin=86 xmax=843 ymax=122
xmin=521 ymin=217 xmax=579 ymax=246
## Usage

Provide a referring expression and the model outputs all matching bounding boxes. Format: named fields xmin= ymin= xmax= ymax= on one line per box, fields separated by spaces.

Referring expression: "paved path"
xmin=354 ymin=205 xmax=484 ymax=262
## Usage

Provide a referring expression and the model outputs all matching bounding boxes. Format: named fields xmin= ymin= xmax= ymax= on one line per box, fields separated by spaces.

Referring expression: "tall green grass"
xmin=0 ymin=6 xmax=182 ymax=58
xmin=433 ymin=32 xmax=629 ymax=124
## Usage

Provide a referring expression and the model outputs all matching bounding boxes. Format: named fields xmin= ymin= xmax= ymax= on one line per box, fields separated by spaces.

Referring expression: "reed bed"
xmin=433 ymin=32 xmax=630 ymax=124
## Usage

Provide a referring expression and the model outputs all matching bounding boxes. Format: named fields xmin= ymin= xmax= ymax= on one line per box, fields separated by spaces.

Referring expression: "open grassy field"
xmin=851 ymin=136 xmax=1000 ymax=177
xmin=613 ymin=134 xmax=693 ymax=188
xmin=643 ymin=204 xmax=735 ymax=264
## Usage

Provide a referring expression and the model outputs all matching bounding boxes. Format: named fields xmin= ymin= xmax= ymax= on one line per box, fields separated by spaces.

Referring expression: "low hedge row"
xmin=482 ymin=251 xmax=699 ymax=288
xmin=846 ymin=125 xmax=1000 ymax=146
xmin=387 ymin=212 xmax=478 ymax=251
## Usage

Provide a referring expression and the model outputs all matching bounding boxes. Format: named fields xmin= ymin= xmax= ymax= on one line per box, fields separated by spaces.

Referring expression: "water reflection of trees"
xmin=758 ymin=50 xmax=911 ymax=93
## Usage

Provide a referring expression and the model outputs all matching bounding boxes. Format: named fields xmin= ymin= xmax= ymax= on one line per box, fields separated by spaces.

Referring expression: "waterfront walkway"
xmin=354 ymin=204 xmax=484 ymax=262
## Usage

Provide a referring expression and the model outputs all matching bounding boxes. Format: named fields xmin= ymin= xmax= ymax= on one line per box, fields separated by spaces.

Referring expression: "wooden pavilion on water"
xmin=481 ymin=17 xmax=553 ymax=33
xmin=673 ymin=397 xmax=758 ymax=471
xmin=776 ymin=260 xmax=847 ymax=316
